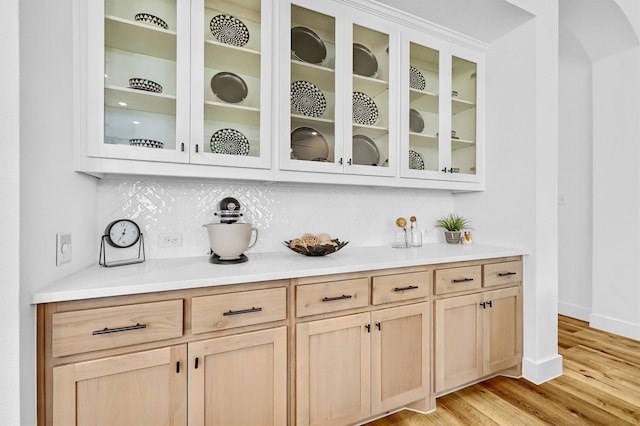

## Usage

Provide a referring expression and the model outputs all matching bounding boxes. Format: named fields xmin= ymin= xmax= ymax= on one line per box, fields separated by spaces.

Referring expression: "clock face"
xmin=105 ymin=219 xmax=141 ymax=248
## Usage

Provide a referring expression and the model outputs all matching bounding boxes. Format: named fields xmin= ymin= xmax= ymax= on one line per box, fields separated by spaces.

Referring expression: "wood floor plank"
xmin=364 ymin=315 xmax=640 ymax=426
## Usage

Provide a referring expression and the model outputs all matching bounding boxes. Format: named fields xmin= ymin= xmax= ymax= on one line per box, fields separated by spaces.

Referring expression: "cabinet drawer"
xmin=372 ymin=271 xmax=430 ymax=305
xmin=191 ymin=287 xmax=287 ymax=334
xmin=484 ymin=260 xmax=523 ymax=287
xmin=51 ymin=300 xmax=183 ymax=357
xmin=434 ymin=265 xmax=482 ymax=295
xmin=296 ymin=278 xmax=369 ymax=317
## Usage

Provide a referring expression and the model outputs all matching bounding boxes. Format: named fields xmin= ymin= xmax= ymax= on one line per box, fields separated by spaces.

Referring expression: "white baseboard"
xmin=558 ymin=302 xmax=591 ymax=322
xmin=589 ymin=313 xmax=640 ymax=340
xmin=522 ymin=354 xmax=563 ymax=384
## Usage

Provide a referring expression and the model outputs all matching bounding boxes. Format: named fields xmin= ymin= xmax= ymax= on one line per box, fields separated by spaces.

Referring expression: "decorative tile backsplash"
xmin=97 ymin=178 xmax=454 ymax=258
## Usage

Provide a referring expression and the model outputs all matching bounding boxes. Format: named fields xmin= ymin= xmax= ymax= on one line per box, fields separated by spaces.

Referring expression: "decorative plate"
xmin=134 ymin=13 xmax=168 ymax=29
xmin=409 ymin=108 xmax=424 ymax=133
xmin=352 ymin=134 xmax=380 ymax=166
xmin=210 ymin=128 xmax=250 ymax=155
xmin=291 ymin=127 xmax=329 ymax=161
xmin=352 ymin=92 xmax=379 ymax=125
xmin=129 ymin=138 xmax=164 ymax=149
xmin=283 ymin=239 xmax=349 ymax=256
xmin=291 ymin=26 xmax=327 ymax=64
xmin=291 ymin=80 xmax=327 ymax=117
xmin=409 ymin=150 xmax=424 ymax=170
xmin=210 ymin=72 xmax=248 ymax=103
xmin=353 ymin=43 xmax=378 ymax=77
xmin=210 ymin=14 xmax=250 ymax=47
xmin=129 ymin=78 xmax=162 ymax=93
xmin=409 ymin=66 xmax=426 ymax=90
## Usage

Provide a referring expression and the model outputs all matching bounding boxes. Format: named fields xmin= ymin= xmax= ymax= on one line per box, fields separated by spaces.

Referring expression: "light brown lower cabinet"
xmin=52 ymin=345 xmax=188 ymax=426
xmin=296 ymin=303 xmax=430 ymax=426
xmin=434 ymin=286 xmax=522 ymax=393
xmin=188 ymin=326 xmax=288 ymax=426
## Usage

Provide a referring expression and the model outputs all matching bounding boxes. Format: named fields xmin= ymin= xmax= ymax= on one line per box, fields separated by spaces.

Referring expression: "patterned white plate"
xmin=352 ymin=92 xmax=379 ymax=125
xmin=129 ymin=78 xmax=162 ymax=93
xmin=291 ymin=80 xmax=327 ymax=117
xmin=409 ymin=150 xmax=425 ymax=170
xmin=134 ymin=13 xmax=168 ymax=29
xmin=409 ymin=66 xmax=426 ymax=91
xmin=210 ymin=14 xmax=250 ymax=47
xmin=210 ymin=128 xmax=250 ymax=156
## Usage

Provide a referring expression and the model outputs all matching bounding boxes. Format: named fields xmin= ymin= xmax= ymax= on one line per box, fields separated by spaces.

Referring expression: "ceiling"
xmin=371 ymin=0 xmax=534 ymax=42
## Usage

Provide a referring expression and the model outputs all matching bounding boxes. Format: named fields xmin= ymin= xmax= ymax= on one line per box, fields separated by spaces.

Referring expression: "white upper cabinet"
xmin=276 ymin=0 xmax=399 ymax=184
xmin=400 ymin=30 xmax=484 ymax=186
xmin=190 ymin=0 xmax=272 ymax=170
xmin=76 ymin=0 xmax=485 ymax=190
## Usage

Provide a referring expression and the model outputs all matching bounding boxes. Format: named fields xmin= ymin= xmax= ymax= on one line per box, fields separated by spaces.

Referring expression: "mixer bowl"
xmin=203 ymin=223 xmax=258 ymax=259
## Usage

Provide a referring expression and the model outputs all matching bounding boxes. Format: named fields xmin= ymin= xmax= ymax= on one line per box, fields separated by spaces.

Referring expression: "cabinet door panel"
xmin=434 ymin=293 xmax=483 ymax=393
xmin=371 ymin=303 xmax=429 ymax=414
xmin=53 ymin=345 xmax=187 ymax=426
xmin=484 ymin=287 xmax=522 ymax=374
xmin=188 ymin=327 xmax=287 ymax=426
xmin=296 ymin=313 xmax=370 ymax=426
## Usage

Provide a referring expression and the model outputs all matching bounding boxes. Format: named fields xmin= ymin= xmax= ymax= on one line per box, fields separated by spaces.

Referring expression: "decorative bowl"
xmin=129 ymin=138 xmax=164 ymax=149
xmin=283 ymin=239 xmax=348 ymax=256
xmin=129 ymin=78 xmax=163 ymax=93
xmin=134 ymin=13 xmax=168 ymax=29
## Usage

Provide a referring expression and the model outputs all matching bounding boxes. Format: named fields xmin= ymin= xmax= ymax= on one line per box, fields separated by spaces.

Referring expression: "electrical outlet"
xmin=159 ymin=233 xmax=182 ymax=248
xmin=56 ymin=233 xmax=72 ymax=266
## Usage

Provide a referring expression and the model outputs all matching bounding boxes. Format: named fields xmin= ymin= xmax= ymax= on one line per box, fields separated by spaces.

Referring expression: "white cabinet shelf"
xmin=204 ymin=41 xmax=260 ymax=77
xmin=204 ymin=101 xmax=260 ymax=126
xmin=105 ymin=16 xmax=177 ymax=61
xmin=105 ymin=85 xmax=177 ymax=116
xmin=409 ymin=89 xmax=439 ymax=113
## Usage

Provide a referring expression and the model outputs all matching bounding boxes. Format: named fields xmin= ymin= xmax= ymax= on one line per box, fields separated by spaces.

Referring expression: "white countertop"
xmin=32 ymin=243 xmax=529 ymax=304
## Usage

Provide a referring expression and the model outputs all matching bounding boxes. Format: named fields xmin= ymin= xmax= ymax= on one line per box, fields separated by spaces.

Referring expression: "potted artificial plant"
xmin=435 ymin=213 xmax=471 ymax=244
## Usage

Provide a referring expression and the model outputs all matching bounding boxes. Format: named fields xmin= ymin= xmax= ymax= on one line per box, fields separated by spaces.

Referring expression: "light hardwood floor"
xmin=366 ymin=315 xmax=640 ymax=425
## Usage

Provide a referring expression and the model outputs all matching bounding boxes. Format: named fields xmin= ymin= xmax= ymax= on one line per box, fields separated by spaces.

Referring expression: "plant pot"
xmin=444 ymin=230 xmax=462 ymax=244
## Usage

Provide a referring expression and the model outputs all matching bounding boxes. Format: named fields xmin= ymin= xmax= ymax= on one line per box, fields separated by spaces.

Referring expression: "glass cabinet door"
xmin=403 ymin=41 xmax=441 ymax=176
xmin=96 ymin=0 xmax=189 ymax=162
xmin=191 ymin=0 xmax=271 ymax=169
xmin=349 ymin=21 xmax=395 ymax=176
xmin=284 ymin=1 xmax=342 ymax=173
xmin=450 ymin=56 xmax=477 ymax=177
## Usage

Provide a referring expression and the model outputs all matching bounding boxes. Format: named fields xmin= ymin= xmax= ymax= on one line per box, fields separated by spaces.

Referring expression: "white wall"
xmin=557 ymin=28 xmax=593 ymax=321
xmin=456 ymin=0 xmax=563 ymax=384
xmin=591 ymin=46 xmax=640 ymax=340
xmin=0 ymin=0 xmax=22 ymax=423
xmin=19 ymin=0 xmax=100 ymax=423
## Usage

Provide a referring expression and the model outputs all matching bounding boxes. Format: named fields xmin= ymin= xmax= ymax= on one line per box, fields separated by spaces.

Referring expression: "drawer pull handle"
xmin=92 ymin=323 xmax=147 ymax=335
xmin=322 ymin=294 xmax=353 ymax=302
xmin=498 ymin=272 xmax=517 ymax=277
xmin=394 ymin=285 xmax=419 ymax=292
xmin=223 ymin=307 xmax=263 ymax=316
xmin=452 ymin=278 xmax=474 ymax=283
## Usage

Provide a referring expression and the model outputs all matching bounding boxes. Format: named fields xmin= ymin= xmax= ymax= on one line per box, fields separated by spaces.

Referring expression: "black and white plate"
xmin=291 ymin=26 xmax=326 ymax=64
xmin=409 ymin=108 xmax=424 ymax=133
xmin=129 ymin=138 xmax=164 ymax=149
xmin=353 ymin=43 xmax=378 ymax=77
xmin=210 ymin=72 xmax=248 ymax=103
xmin=134 ymin=13 xmax=168 ymax=29
xmin=291 ymin=80 xmax=327 ymax=117
xmin=210 ymin=14 xmax=250 ymax=47
xmin=129 ymin=78 xmax=162 ymax=93
xmin=409 ymin=66 xmax=426 ymax=90
xmin=210 ymin=128 xmax=250 ymax=155
xmin=291 ymin=127 xmax=329 ymax=161
xmin=352 ymin=134 xmax=380 ymax=166
xmin=352 ymin=92 xmax=378 ymax=125
xmin=409 ymin=150 xmax=424 ymax=170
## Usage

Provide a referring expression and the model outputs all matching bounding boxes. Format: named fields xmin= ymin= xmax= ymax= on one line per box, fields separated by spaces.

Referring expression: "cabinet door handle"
xmin=375 ymin=322 xmax=381 ymax=331
xmin=487 ymin=300 xmax=493 ymax=308
xmin=365 ymin=324 xmax=371 ymax=333
xmin=338 ymin=157 xmax=343 ymax=165
xmin=223 ymin=307 xmax=263 ymax=316
xmin=441 ymin=167 xmax=448 ymax=173
xmin=92 ymin=323 xmax=147 ymax=335
xmin=498 ymin=272 xmax=517 ymax=277
xmin=195 ymin=144 xmax=199 ymax=153
xmin=194 ymin=357 xmax=199 ymax=369
xmin=180 ymin=142 xmax=185 ymax=152
xmin=452 ymin=278 xmax=474 ymax=283
xmin=394 ymin=285 xmax=419 ymax=292
xmin=176 ymin=361 xmax=180 ymax=374
xmin=348 ymin=158 xmax=352 ymax=165
xmin=479 ymin=302 xmax=486 ymax=309
xmin=322 ymin=294 xmax=353 ymax=302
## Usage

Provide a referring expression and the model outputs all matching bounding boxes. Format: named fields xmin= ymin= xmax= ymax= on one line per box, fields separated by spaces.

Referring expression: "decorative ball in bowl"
xmin=284 ymin=233 xmax=348 ymax=256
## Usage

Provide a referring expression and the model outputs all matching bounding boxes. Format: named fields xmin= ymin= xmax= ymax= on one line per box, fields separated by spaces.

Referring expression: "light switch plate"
xmin=56 ymin=233 xmax=72 ymax=266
